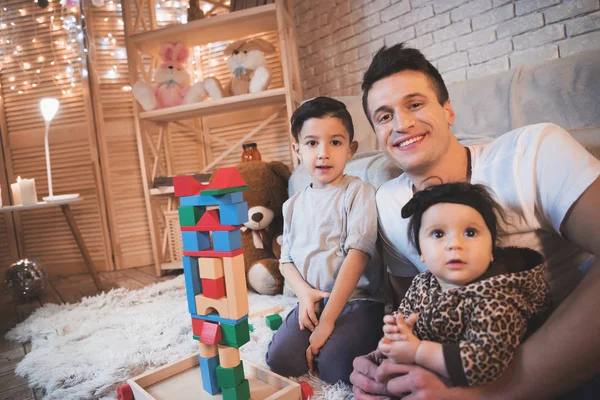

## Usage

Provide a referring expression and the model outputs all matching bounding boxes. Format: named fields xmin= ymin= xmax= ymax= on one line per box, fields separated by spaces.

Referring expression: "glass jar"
xmin=241 ymin=142 xmax=262 ymax=162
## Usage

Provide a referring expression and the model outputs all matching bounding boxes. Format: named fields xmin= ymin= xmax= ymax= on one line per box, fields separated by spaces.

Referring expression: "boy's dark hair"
xmin=361 ymin=43 xmax=449 ymax=126
xmin=290 ymin=96 xmax=354 ymax=142
xmin=401 ymin=183 xmax=506 ymax=255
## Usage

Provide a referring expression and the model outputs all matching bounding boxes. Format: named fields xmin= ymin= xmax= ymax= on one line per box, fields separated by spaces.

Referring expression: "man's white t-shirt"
xmin=377 ymin=123 xmax=600 ymax=303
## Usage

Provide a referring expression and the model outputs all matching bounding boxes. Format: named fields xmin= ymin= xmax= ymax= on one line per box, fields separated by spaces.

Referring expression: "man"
xmin=350 ymin=43 xmax=600 ymax=399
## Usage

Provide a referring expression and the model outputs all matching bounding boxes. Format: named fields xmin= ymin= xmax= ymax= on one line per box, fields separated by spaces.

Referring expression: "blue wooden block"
xmin=183 ymin=256 xmax=202 ymax=314
xmin=180 ymin=192 xmax=244 ymax=207
xmin=219 ymin=202 xmax=248 ymax=225
xmin=212 ymin=229 xmax=242 ymax=252
xmin=199 ymin=354 xmax=221 ymax=395
xmin=182 ymin=231 xmax=210 ymax=252
xmin=192 ymin=313 xmax=248 ymax=325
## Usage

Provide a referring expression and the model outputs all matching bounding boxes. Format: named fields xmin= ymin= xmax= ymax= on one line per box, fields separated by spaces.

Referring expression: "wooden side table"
xmin=0 ymin=197 xmax=103 ymax=291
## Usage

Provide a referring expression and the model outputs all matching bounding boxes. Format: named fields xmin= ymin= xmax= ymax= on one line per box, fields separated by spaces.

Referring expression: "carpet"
xmin=6 ymin=275 xmax=353 ymax=400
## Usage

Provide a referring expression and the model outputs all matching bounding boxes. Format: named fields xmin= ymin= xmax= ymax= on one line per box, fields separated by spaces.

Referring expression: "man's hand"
xmin=306 ymin=319 xmax=334 ymax=372
xmin=350 ymin=350 xmax=393 ymax=400
xmin=298 ymin=287 xmax=330 ymax=331
xmin=377 ymin=361 xmax=468 ymax=400
xmin=379 ymin=313 xmax=420 ymax=364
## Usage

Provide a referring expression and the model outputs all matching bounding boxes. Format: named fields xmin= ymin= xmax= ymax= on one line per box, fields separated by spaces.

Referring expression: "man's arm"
xmin=471 ymin=177 xmax=600 ymax=399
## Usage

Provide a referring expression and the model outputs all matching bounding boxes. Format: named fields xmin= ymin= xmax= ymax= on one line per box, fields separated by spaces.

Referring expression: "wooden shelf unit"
xmin=122 ymin=0 xmax=302 ymax=276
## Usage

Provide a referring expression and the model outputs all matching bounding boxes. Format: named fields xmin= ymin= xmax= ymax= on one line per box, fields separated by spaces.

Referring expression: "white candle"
xmin=19 ymin=178 xmax=38 ymax=205
xmin=11 ymin=177 xmax=22 ymax=205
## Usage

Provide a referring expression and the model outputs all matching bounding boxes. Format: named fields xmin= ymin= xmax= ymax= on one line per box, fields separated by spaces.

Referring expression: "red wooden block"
xmin=184 ymin=247 xmax=244 ymax=258
xmin=117 ymin=384 xmax=134 ymax=400
xmin=173 ymin=175 xmax=207 ymax=197
xmin=200 ymin=321 xmax=222 ymax=345
xmin=300 ymin=381 xmax=313 ymax=400
xmin=203 ymin=168 xmax=247 ymax=191
xmin=181 ymin=209 xmax=237 ymax=232
xmin=191 ymin=317 xmax=204 ymax=336
xmin=202 ymin=276 xmax=226 ymax=299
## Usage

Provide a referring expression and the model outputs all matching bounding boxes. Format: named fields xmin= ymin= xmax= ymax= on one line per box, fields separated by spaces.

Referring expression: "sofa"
xmin=289 ymin=48 xmax=600 ymax=193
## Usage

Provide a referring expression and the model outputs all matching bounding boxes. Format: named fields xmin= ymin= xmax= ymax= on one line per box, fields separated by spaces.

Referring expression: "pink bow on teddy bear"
xmin=133 ymin=42 xmax=208 ymax=111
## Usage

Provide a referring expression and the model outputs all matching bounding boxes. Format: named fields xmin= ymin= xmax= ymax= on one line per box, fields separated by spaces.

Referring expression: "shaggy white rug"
xmin=6 ymin=275 xmax=353 ymax=400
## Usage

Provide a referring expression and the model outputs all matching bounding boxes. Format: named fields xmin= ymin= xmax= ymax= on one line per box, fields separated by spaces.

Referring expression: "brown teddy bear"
xmin=236 ymin=160 xmax=291 ymax=295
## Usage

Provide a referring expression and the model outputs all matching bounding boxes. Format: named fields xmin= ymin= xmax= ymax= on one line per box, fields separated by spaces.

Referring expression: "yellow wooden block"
xmin=199 ymin=257 xmax=224 ymax=279
xmin=218 ymin=345 xmax=241 ymax=369
xmin=195 ymin=294 xmax=231 ymax=319
xmin=199 ymin=342 xmax=218 ymax=358
xmin=223 ymin=254 xmax=249 ymax=319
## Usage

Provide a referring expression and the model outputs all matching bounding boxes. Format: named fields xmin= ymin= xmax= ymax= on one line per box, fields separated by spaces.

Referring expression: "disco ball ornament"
xmin=4 ymin=259 xmax=48 ymax=300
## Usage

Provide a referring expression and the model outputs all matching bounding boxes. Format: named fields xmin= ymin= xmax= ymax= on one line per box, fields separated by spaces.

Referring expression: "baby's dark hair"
xmin=290 ymin=96 xmax=354 ymax=142
xmin=361 ymin=43 xmax=449 ymax=127
xmin=401 ymin=182 xmax=506 ymax=254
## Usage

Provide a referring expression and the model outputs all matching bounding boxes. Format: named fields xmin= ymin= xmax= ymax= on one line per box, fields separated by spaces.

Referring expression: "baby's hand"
xmin=379 ymin=312 xmax=420 ymax=363
xmin=298 ymin=287 xmax=329 ymax=331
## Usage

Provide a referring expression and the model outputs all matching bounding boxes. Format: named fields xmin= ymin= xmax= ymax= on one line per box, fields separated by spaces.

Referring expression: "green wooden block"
xmin=220 ymin=319 xmax=250 ymax=348
xmin=200 ymin=186 xmax=248 ymax=196
xmin=266 ymin=314 xmax=282 ymax=330
xmin=193 ymin=335 xmax=200 ymax=341
xmin=178 ymin=205 xmax=205 ymax=226
xmin=222 ymin=378 xmax=250 ymax=400
xmin=248 ymin=323 xmax=255 ymax=332
xmin=216 ymin=362 xmax=244 ymax=388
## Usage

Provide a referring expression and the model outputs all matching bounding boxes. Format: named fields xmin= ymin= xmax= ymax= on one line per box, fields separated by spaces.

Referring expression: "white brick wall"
xmin=295 ymin=0 xmax=600 ymax=98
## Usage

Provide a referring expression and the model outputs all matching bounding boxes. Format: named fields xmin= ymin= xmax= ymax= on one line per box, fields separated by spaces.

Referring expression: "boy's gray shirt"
xmin=279 ymin=175 xmax=382 ymax=301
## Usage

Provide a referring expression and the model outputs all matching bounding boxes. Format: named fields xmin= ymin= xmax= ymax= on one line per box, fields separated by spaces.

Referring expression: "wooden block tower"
xmin=174 ymin=168 xmax=251 ymax=400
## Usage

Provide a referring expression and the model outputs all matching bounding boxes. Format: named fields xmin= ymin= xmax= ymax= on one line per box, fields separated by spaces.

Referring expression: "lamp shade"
xmin=40 ymin=98 xmax=59 ymax=122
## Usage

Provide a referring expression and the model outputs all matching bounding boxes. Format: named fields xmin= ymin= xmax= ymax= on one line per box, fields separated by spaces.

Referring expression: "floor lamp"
xmin=40 ymin=98 xmax=79 ymax=202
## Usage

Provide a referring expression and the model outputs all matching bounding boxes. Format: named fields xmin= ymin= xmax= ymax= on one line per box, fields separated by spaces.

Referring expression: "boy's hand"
xmin=379 ymin=313 xmax=420 ymax=364
xmin=298 ymin=288 xmax=330 ymax=331
xmin=306 ymin=319 xmax=334 ymax=372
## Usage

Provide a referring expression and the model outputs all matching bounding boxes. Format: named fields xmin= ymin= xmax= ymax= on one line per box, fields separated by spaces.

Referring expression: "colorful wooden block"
xmin=199 ymin=342 xmax=218 ymax=358
xmin=191 ymin=312 xmax=248 ymax=326
xmin=191 ymin=316 xmax=204 ymax=336
xmin=216 ymin=362 xmax=245 ymax=388
xmin=201 ymin=186 xmax=248 ymax=196
xmin=183 ymin=247 xmax=244 ymax=258
xmin=178 ymin=205 xmax=205 ymax=226
xmin=181 ymin=231 xmax=210 ymax=252
xmin=202 ymin=277 xmax=226 ymax=299
xmin=223 ymin=254 xmax=249 ymax=319
xmin=220 ymin=318 xmax=250 ymax=349
xmin=196 ymin=209 xmax=235 ymax=231
xmin=180 ymin=192 xmax=244 ymax=207
xmin=182 ymin=256 xmax=202 ymax=314
xmin=222 ymin=378 xmax=250 ymax=400
xmin=212 ymin=229 xmax=242 ymax=252
xmin=266 ymin=314 xmax=283 ymax=331
xmin=195 ymin=294 xmax=230 ymax=319
xmin=300 ymin=381 xmax=314 ymax=400
xmin=218 ymin=345 xmax=241 ymax=369
xmin=199 ymin=355 xmax=221 ymax=395
xmin=199 ymin=257 xmax=224 ymax=279
xmin=219 ymin=202 xmax=249 ymax=225
xmin=200 ymin=321 xmax=222 ymax=345
xmin=174 ymin=175 xmax=207 ymax=197
xmin=203 ymin=168 xmax=247 ymax=191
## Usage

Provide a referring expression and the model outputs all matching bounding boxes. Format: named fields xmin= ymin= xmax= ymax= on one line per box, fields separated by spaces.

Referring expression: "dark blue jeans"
xmin=266 ymin=299 xmax=384 ymax=384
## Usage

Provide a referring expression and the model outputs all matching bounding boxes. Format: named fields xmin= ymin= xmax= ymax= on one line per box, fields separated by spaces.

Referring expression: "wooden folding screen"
xmin=0 ymin=1 xmax=112 ymax=277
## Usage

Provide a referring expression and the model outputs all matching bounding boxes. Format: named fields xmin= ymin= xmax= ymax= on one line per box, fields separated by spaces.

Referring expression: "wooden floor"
xmin=0 ymin=266 xmax=181 ymax=400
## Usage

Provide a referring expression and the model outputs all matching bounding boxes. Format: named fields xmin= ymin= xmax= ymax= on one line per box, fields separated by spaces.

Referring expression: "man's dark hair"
xmin=402 ymin=183 xmax=507 ymax=255
xmin=290 ymin=96 xmax=354 ymax=142
xmin=361 ymin=43 xmax=449 ymax=126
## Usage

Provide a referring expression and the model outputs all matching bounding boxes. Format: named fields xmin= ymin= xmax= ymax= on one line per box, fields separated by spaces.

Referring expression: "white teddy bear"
xmin=204 ymin=38 xmax=276 ymax=99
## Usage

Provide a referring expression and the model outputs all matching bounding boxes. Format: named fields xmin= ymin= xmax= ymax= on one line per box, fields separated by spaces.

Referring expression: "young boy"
xmin=266 ymin=97 xmax=384 ymax=384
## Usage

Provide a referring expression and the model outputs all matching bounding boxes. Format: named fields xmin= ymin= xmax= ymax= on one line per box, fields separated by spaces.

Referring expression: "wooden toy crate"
xmin=165 ymin=210 xmax=184 ymax=264
xmin=128 ymin=352 xmax=301 ymax=400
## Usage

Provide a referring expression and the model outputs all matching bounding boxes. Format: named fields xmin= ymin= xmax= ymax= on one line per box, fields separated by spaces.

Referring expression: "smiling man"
xmin=350 ymin=43 xmax=600 ymax=399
